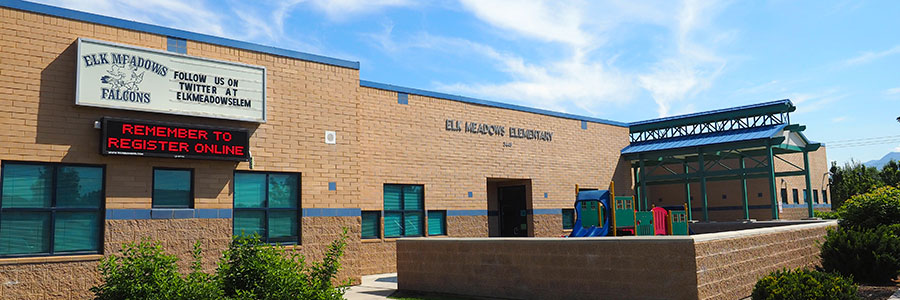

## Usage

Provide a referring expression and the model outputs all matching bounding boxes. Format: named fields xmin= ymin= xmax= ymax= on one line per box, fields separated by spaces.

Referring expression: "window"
xmin=152 ymin=168 xmax=192 ymax=208
xmin=167 ymin=37 xmax=187 ymax=54
xmin=813 ymin=189 xmax=819 ymax=204
xmin=0 ymin=162 xmax=104 ymax=257
xmin=792 ymin=189 xmax=799 ymax=204
xmin=383 ymin=184 xmax=423 ymax=237
xmin=562 ymin=209 xmax=575 ymax=230
xmin=822 ymin=190 xmax=828 ymax=204
xmin=803 ymin=189 xmax=808 ymax=203
xmin=427 ymin=211 xmax=446 ymax=236
xmin=361 ymin=211 xmax=380 ymax=239
xmin=780 ymin=188 xmax=788 ymax=204
xmin=233 ymin=172 xmax=300 ymax=244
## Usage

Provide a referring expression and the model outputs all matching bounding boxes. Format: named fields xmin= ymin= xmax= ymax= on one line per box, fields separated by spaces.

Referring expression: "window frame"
xmin=232 ymin=171 xmax=301 ymax=245
xmin=383 ymin=184 xmax=425 ymax=238
xmin=151 ymin=167 xmax=194 ymax=209
xmin=822 ymin=190 xmax=828 ymax=204
xmin=792 ymin=189 xmax=799 ymax=204
xmin=166 ymin=36 xmax=187 ymax=54
xmin=813 ymin=189 xmax=819 ymax=204
xmin=360 ymin=210 xmax=381 ymax=239
xmin=0 ymin=161 xmax=106 ymax=258
xmin=562 ymin=208 xmax=575 ymax=230
xmin=780 ymin=188 xmax=788 ymax=204
xmin=426 ymin=210 xmax=447 ymax=236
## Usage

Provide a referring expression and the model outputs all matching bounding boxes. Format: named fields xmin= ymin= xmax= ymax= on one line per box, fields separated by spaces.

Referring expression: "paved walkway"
xmin=345 ymin=273 xmax=398 ymax=300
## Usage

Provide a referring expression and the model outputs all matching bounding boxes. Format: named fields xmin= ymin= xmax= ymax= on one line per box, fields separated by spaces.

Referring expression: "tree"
xmin=881 ymin=160 xmax=900 ymax=188
xmin=830 ymin=160 xmax=882 ymax=209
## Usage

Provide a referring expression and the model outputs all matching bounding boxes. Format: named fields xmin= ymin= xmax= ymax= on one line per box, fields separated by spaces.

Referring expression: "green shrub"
xmin=92 ymin=229 xmax=350 ymax=300
xmin=751 ymin=268 xmax=859 ymax=300
xmin=838 ymin=185 xmax=900 ymax=229
xmin=90 ymin=238 xmax=220 ymax=300
xmin=218 ymin=229 xmax=350 ymax=300
xmin=820 ymin=224 xmax=900 ymax=284
xmin=814 ymin=210 xmax=841 ymax=220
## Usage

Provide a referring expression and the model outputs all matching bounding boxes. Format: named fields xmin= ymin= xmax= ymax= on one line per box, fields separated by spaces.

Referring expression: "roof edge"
xmin=0 ymin=0 xmax=360 ymax=70
xmin=360 ymin=80 xmax=629 ymax=127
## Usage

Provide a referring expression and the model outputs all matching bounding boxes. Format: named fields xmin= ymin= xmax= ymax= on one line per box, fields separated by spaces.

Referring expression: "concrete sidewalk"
xmin=344 ymin=273 xmax=398 ymax=300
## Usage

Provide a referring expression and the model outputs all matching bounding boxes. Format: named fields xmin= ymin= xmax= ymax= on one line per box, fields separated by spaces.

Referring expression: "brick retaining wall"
xmin=397 ymin=220 xmax=837 ymax=300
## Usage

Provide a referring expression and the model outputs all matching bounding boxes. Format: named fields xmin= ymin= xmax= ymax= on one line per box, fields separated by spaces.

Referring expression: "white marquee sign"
xmin=76 ymin=38 xmax=266 ymax=122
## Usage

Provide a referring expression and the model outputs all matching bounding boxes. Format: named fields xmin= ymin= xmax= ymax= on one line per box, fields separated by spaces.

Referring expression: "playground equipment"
xmin=568 ymin=181 xmax=690 ymax=237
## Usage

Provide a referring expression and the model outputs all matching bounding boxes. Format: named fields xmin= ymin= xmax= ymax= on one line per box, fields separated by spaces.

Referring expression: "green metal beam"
xmin=775 ymin=170 xmax=807 ymax=177
xmin=784 ymin=124 xmax=806 ymax=132
xmin=741 ymin=155 xmax=749 ymax=220
xmin=767 ymin=143 xmax=779 ymax=219
xmin=642 ymin=167 xmax=771 ymax=183
xmin=629 ymin=100 xmax=795 ymax=133
xmin=699 ymin=149 xmax=709 ymax=222
xmin=684 ymin=162 xmax=692 ymax=220
xmin=804 ymin=151 xmax=813 ymax=218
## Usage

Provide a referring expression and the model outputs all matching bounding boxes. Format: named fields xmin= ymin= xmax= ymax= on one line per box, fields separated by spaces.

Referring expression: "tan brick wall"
xmin=447 ymin=216 xmax=489 ymax=237
xmin=398 ymin=237 xmax=699 ymax=300
xmin=0 ymin=259 xmax=100 ymax=299
xmin=356 ymin=87 xmax=632 ymax=213
xmin=397 ymin=221 xmax=836 ymax=300
xmin=644 ymin=147 xmax=831 ymax=221
xmin=693 ymin=221 xmax=835 ymax=300
xmin=533 ymin=214 xmax=564 ymax=237
xmin=0 ymin=6 xmax=361 ymax=212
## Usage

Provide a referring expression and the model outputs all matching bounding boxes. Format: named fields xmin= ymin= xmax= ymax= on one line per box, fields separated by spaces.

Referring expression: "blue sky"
xmin=37 ymin=0 xmax=900 ymax=165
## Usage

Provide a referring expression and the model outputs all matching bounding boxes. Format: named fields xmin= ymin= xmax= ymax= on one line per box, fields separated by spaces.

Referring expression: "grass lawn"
xmin=388 ymin=291 xmax=486 ymax=300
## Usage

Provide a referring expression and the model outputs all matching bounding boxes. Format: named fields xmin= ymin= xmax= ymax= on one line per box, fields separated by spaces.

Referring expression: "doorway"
xmin=487 ymin=178 xmax=532 ymax=237
xmin=499 ymin=185 xmax=528 ymax=237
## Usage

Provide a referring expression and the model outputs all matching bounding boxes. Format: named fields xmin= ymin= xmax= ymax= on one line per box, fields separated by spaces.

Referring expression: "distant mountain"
xmin=864 ymin=152 xmax=900 ymax=168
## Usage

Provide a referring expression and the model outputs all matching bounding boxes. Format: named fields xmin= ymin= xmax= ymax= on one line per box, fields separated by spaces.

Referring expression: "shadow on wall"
xmin=613 ymin=156 xmax=634 ymax=196
xmin=34 ymin=40 xmax=261 ymax=200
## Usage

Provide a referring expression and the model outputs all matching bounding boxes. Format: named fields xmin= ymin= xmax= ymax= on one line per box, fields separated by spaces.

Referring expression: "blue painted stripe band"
xmin=360 ymin=80 xmax=629 ymax=127
xmin=690 ymin=205 xmax=771 ymax=212
xmin=107 ymin=209 xmax=233 ymax=220
xmin=107 ymin=208 xmax=362 ymax=219
xmin=0 ymin=0 xmax=359 ymax=69
xmin=302 ymin=208 xmax=361 ymax=217
xmin=447 ymin=209 xmax=488 ymax=216
xmin=531 ymin=208 xmax=562 ymax=215
xmin=782 ymin=204 xmax=832 ymax=209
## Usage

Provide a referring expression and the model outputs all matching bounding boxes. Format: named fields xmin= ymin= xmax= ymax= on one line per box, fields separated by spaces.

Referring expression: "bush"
xmin=820 ymin=224 xmax=900 ymax=284
xmin=218 ymin=229 xmax=349 ymax=300
xmin=838 ymin=186 xmax=900 ymax=229
xmin=90 ymin=238 xmax=220 ymax=300
xmin=751 ymin=268 xmax=859 ymax=300
xmin=814 ymin=210 xmax=840 ymax=220
xmin=93 ymin=229 xmax=350 ymax=300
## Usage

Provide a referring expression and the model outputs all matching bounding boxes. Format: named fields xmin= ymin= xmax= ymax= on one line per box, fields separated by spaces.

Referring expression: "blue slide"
xmin=568 ymin=190 xmax=611 ymax=237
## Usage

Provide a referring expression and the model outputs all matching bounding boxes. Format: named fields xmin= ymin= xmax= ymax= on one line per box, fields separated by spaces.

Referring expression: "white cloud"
xmin=458 ymin=0 xmax=592 ymax=48
xmin=443 ymin=0 xmax=731 ymax=117
xmin=844 ymin=45 xmax=900 ymax=66
xmin=886 ymin=87 xmax=900 ymax=96
xmin=306 ymin=0 xmax=414 ymax=22
xmin=831 ymin=116 xmax=847 ymax=123
xmin=787 ymin=89 xmax=847 ymax=116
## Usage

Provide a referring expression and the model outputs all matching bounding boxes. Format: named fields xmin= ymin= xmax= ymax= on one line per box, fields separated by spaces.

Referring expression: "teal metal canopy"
xmin=622 ymin=99 xmax=821 ymax=221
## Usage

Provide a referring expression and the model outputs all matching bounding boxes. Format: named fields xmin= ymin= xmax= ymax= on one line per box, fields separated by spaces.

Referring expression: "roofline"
xmin=629 ymin=99 xmax=795 ymax=133
xmin=0 ymin=0 xmax=360 ymax=69
xmin=359 ymin=80 xmax=630 ymax=127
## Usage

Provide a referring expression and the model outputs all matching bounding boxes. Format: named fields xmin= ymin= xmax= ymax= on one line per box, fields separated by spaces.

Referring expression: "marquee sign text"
xmin=76 ymin=38 xmax=266 ymax=122
xmin=101 ymin=117 xmax=250 ymax=161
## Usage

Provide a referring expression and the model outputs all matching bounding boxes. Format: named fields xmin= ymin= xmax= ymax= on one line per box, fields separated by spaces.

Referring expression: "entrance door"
xmin=498 ymin=185 xmax=527 ymax=237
